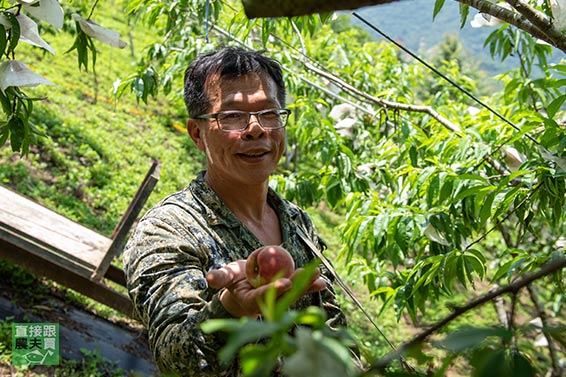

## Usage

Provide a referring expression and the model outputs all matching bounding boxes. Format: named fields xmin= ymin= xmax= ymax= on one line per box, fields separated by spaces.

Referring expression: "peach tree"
xmin=1 ymin=0 xmax=565 ymax=375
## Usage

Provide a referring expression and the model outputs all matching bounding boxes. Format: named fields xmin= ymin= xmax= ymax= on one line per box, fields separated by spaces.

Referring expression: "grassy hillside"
xmin=0 ymin=9 xmax=201 ymax=235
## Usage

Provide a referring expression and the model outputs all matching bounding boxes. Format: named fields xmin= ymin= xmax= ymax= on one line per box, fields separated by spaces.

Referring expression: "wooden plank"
xmin=0 ymin=186 xmax=110 ymax=268
xmin=92 ymin=161 xmax=160 ymax=281
xmin=105 ymin=264 xmax=127 ymax=287
xmin=0 ymin=224 xmax=94 ymax=278
xmin=0 ymin=237 xmax=134 ymax=316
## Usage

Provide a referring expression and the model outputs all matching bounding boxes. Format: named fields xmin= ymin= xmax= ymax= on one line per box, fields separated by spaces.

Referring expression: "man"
xmin=124 ymin=46 xmax=347 ymax=376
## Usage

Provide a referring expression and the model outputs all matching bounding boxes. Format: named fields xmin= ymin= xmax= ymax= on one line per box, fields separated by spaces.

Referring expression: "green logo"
xmin=12 ymin=323 xmax=59 ymax=366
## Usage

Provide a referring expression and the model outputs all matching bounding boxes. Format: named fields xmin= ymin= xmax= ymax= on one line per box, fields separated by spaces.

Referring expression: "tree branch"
xmin=369 ymin=256 xmax=566 ymax=371
xmin=505 ymin=0 xmax=565 ymax=50
xmin=303 ymin=60 xmax=462 ymax=134
xmin=527 ymin=284 xmax=563 ymax=376
xmin=490 ymin=284 xmax=510 ymax=328
xmin=455 ymin=0 xmax=566 ymax=53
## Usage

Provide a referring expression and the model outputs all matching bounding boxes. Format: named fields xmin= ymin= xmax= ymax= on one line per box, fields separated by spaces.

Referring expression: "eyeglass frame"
xmin=193 ymin=108 xmax=291 ymax=133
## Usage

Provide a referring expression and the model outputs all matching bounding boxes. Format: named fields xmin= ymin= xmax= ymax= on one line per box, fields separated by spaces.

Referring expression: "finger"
xmin=206 ymin=260 xmax=246 ymax=289
xmin=305 ymin=277 xmax=327 ymax=293
xmin=289 ymin=267 xmax=326 ymax=294
xmin=252 ymin=277 xmax=293 ymax=298
xmin=290 ymin=266 xmax=321 ymax=283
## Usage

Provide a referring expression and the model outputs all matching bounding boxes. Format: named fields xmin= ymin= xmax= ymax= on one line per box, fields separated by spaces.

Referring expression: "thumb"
xmin=206 ymin=260 xmax=246 ymax=289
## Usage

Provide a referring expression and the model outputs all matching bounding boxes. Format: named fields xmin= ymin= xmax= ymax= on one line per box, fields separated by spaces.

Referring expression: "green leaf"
xmin=479 ymin=192 xmax=495 ymax=227
xmin=0 ymin=23 xmax=7 ymax=58
xmin=282 ymin=327 xmax=356 ymax=377
xmin=8 ymin=116 xmax=25 ymax=152
xmin=394 ymin=219 xmax=409 ymax=252
xmin=405 ymin=342 xmax=433 ymax=365
xmin=132 ymin=77 xmax=145 ymax=100
xmin=200 ymin=318 xmax=243 ymax=334
xmin=547 ymin=94 xmax=566 ymax=119
xmin=543 ymin=325 xmax=566 ymax=348
xmin=274 ymin=261 xmax=319 ymax=320
xmin=3 ymin=12 xmax=20 ymax=54
xmin=0 ymin=89 xmax=11 ymax=115
xmin=493 ymin=185 xmax=522 ymax=220
xmin=439 ymin=177 xmax=453 ymax=203
xmin=453 ymin=184 xmax=494 ymax=202
xmin=409 ymin=145 xmax=418 ymax=166
xmin=426 ymin=173 xmax=440 ymax=207
xmin=464 ymin=249 xmax=486 ymax=279
xmin=66 ymin=26 xmax=96 ymax=71
xmin=473 ymin=349 xmax=535 ymax=377
xmin=456 ymin=253 xmax=468 ymax=288
xmin=294 ymin=306 xmax=327 ymax=329
xmin=459 ymin=3 xmax=469 ymax=29
xmin=201 ymin=318 xmax=281 ymax=365
xmin=509 ymin=351 xmax=535 ymax=377
xmin=437 ymin=326 xmax=511 ymax=352
xmin=411 ymin=255 xmax=443 ymax=293
xmin=261 ymin=18 xmax=275 ymax=47
xmin=433 ymin=0 xmax=446 ymax=20
xmin=0 ymin=121 xmax=9 ymax=146
xmin=474 ymin=349 xmax=507 ymax=377
xmin=491 ymin=255 xmax=526 ymax=282
xmin=442 ymin=251 xmax=459 ymax=288
xmin=239 ymin=343 xmax=280 ymax=377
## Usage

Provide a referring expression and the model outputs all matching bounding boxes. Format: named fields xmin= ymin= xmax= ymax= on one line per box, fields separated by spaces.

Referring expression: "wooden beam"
xmin=241 ymin=0 xmax=402 ymax=19
xmin=0 ymin=238 xmax=134 ymax=316
xmin=91 ymin=160 xmax=160 ymax=282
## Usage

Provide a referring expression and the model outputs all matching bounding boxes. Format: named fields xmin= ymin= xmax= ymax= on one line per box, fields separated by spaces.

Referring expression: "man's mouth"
xmin=238 ymin=151 xmax=269 ymax=158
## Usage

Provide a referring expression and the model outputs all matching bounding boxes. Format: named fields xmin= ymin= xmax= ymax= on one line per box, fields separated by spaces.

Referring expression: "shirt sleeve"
xmin=124 ymin=207 xmax=238 ymax=376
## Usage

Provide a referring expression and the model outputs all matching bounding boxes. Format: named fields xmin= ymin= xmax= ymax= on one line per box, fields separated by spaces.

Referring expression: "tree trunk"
xmin=241 ymin=0 xmax=401 ymax=18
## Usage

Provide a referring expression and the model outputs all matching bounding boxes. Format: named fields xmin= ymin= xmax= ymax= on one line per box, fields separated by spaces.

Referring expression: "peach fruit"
xmin=245 ymin=245 xmax=295 ymax=288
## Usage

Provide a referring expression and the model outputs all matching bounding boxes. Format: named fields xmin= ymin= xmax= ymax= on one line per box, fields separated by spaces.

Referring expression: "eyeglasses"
xmin=195 ymin=108 xmax=291 ymax=132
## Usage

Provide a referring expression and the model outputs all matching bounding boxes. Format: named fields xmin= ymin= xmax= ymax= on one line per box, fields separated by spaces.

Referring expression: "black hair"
xmin=183 ymin=47 xmax=286 ymax=118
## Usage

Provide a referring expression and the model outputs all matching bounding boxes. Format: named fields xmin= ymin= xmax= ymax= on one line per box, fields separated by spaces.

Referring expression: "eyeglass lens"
xmin=217 ymin=110 xmax=288 ymax=131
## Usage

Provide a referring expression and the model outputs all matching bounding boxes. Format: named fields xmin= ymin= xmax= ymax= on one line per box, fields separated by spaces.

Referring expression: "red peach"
xmin=245 ymin=245 xmax=295 ymax=288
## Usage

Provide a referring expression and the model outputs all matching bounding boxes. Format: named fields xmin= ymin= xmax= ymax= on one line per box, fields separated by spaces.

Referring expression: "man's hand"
xmin=206 ymin=260 xmax=327 ymax=318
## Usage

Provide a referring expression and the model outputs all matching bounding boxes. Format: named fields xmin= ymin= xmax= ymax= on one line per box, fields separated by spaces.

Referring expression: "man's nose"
xmin=243 ymin=114 xmax=265 ymax=138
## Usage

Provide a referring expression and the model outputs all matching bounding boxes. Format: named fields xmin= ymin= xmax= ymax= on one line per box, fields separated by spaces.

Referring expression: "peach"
xmin=245 ymin=245 xmax=295 ymax=288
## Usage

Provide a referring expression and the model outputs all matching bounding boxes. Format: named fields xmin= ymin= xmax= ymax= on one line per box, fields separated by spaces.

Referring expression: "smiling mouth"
xmin=238 ymin=151 xmax=269 ymax=158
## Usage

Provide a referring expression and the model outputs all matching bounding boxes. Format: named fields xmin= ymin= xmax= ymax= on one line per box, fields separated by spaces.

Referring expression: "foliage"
xmin=0 ymin=0 xmax=565 ymax=376
xmin=122 ymin=0 xmax=565 ymax=374
xmin=201 ymin=262 xmax=361 ymax=377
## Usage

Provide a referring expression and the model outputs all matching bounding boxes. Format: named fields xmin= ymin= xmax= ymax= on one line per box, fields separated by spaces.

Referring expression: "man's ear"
xmin=187 ymin=119 xmax=206 ymax=151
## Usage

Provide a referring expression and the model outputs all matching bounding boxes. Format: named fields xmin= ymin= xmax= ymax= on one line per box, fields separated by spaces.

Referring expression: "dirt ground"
xmin=0 ymin=264 xmax=159 ymax=376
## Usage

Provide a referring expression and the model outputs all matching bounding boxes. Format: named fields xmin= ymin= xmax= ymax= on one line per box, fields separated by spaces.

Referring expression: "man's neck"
xmin=204 ymin=171 xmax=282 ymax=245
xmin=204 ymin=172 xmax=270 ymax=223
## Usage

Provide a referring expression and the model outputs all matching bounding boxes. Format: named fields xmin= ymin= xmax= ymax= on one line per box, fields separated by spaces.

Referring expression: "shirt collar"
xmin=189 ymin=171 xmax=300 ymax=228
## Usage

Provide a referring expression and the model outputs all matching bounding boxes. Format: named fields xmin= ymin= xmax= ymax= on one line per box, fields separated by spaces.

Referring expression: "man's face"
xmin=189 ymin=73 xmax=286 ymax=188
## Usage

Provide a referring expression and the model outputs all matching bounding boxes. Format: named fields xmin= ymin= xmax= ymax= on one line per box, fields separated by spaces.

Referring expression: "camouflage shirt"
xmin=124 ymin=171 xmax=346 ymax=376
